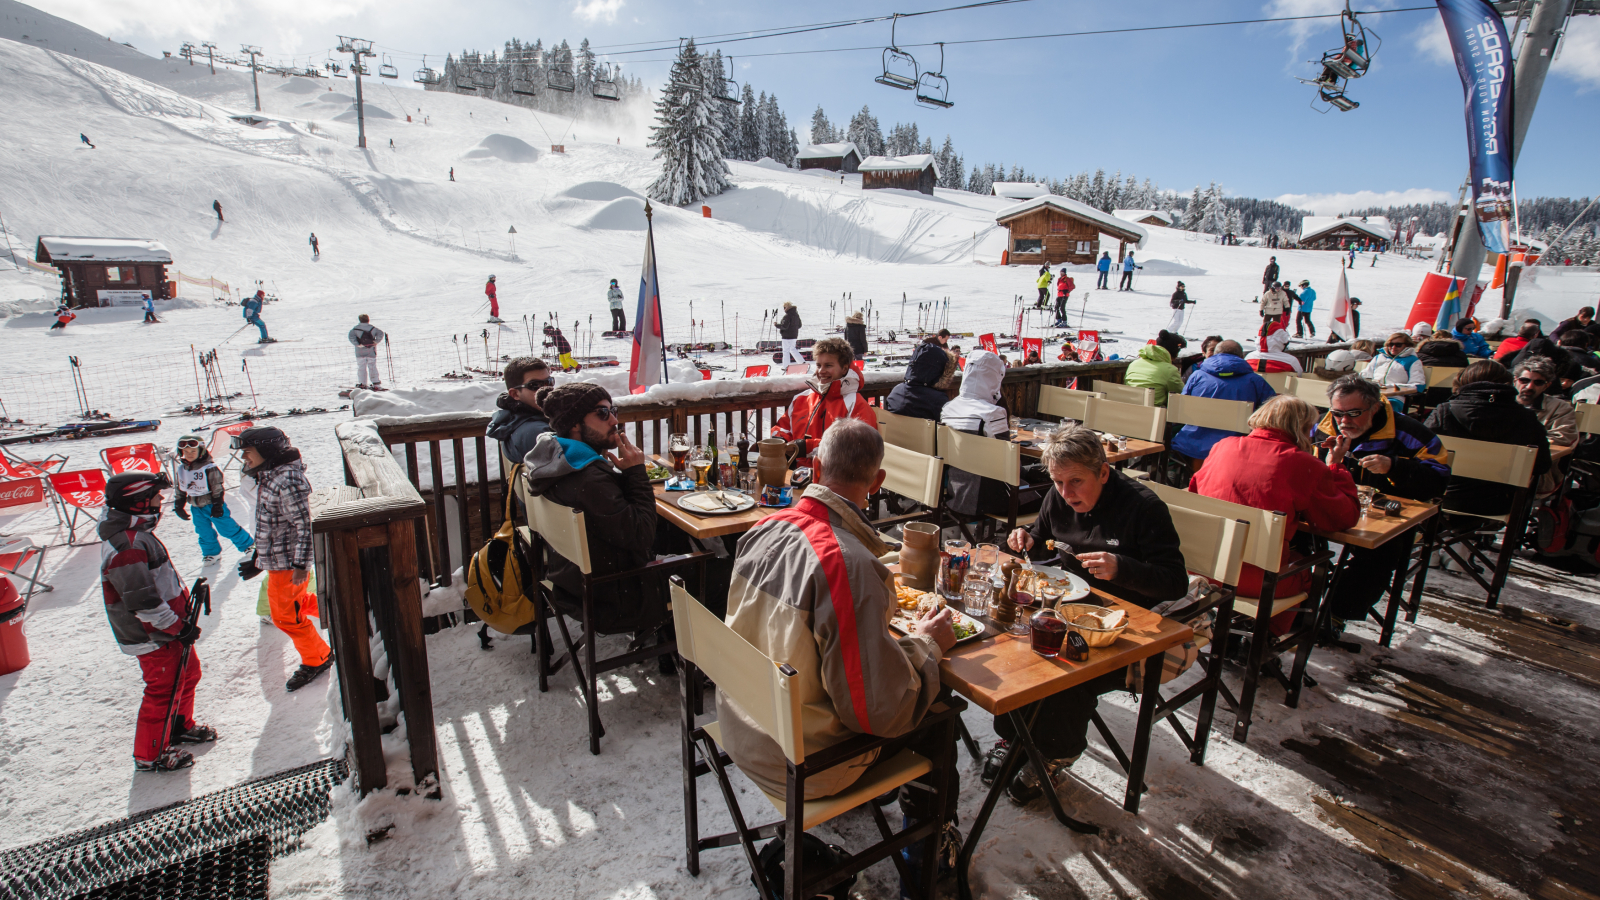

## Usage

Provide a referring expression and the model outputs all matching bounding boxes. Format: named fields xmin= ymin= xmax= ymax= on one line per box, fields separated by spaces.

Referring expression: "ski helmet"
xmin=106 ymin=471 xmax=172 ymax=513
xmin=231 ymin=425 xmax=291 ymax=457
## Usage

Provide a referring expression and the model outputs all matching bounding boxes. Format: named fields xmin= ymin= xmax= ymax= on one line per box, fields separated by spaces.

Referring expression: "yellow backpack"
xmin=464 ymin=464 xmax=538 ymax=633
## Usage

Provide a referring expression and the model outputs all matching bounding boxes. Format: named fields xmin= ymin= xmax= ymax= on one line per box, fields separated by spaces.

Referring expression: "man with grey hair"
xmin=716 ymin=419 xmax=960 ymax=886
xmin=1514 ymin=356 xmax=1577 ymax=495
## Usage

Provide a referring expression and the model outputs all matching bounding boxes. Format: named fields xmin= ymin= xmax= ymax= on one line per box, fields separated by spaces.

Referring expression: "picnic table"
xmin=1299 ymin=494 xmax=1441 ymax=647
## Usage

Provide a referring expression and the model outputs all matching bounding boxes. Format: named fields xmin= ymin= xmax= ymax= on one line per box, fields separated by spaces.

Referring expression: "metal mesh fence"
xmin=0 ymin=757 xmax=347 ymax=900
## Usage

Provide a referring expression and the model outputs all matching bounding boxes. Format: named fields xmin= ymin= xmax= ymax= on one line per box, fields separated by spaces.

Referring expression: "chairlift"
xmin=591 ymin=63 xmax=620 ymax=101
xmin=328 ymin=60 xmax=348 ymax=79
xmin=413 ymin=55 xmax=441 ymax=85
xmin=1311 ymin=2 xmax=1380 ymax=85
xmin=473 ymin=68 xmax=496 ymax=90
xmin=1319 ymin=86 xmax=1360 ymax=112
xmin=875 ymin=15 xmax=919 ymax=91
xmin=379 ymin=54 xmax=399 ymax=79
xmin=713 ymin=56 xmax=739 ymax=105
xmin=547 ymin=49 xmax=576 ymax=92
xmin=915 ymin=42 xmax=953 ymax=109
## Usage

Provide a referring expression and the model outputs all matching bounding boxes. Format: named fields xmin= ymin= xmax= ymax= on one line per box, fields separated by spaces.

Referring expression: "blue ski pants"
xmin=191 ymin=500 xmax=254 ymax=556
xmin=247 ymin=315 xmax=268 ymax=341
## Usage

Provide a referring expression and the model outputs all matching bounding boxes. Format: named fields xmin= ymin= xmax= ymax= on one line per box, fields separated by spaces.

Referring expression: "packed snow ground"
xmin=3 ymin=16 xmax=1599 ymax=900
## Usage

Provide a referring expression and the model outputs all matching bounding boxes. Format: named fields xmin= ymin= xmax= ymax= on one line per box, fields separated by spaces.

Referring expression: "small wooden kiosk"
xmin=797 ymin=141 xmax=862 ymax=174
xmin=35 ymin=236 xmax=173 ymax=308
xmin=859 ymin=154 xmax=940 ymax=195
xmin=1298 ymin=216 xmax=1393 ymax=251
xmin=996 ymin=196 xmax=1147 ymax=266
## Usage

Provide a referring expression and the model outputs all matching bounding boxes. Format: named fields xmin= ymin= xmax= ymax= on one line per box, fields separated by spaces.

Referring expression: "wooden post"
xmin=327 ymin=526 xmax=386 ymax=793
xmin=388 ymin=518 xmax=439 ymax=792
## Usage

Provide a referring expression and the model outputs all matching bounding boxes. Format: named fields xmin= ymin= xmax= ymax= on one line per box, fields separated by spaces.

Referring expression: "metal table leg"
xmin=1122 ymin=656 xmax=1164 ymax=813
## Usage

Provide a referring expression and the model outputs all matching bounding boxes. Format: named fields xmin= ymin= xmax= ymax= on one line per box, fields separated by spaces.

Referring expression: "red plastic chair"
xmin=742 ymin=365 xmax=770 ymax=378
xmin=0 ymin=453 xmax=49 ymax=481
xmin=101 ymin=443 xmax=161 ymax=475
xmin=1021 ymin=338 xmax=1043 ymax=361
xmin=851 ymin=360 xmax=866 ymax=380
xmin=0 ymin=478 xmax=53 ymax=599
xmin=784 ymin=363 xmax=809 ymax=375
xmin=47 ymin=470 xmax=107 ymax=545
xmin=1 ymin=447 xmax=67 ymax=477
xmin=209 ymin=421 xmax=254 ymax=471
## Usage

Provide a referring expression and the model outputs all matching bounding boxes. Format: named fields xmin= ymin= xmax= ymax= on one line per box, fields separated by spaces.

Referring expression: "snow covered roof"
xmin=797 ymin=142 xmax=860 ymax=161
xmin=994 ymin=196 xmax=1149 ymax=248
xmin=1114 ymin=209 xmax=1173 ymax=226
xmin=35 ymin=236 xmax=173 ymax=263
xmin=858 ymin=154 xmax=941 ymax=178
xmin=992 ymin=182 xmax=1049 ymax=200
xmin=1299 ymin=216 xmax=1394 ymax=242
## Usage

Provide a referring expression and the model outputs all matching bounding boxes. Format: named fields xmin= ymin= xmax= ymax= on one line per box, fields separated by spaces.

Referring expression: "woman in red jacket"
xmin=1189 ymin=395 xmax=1359 ymax=630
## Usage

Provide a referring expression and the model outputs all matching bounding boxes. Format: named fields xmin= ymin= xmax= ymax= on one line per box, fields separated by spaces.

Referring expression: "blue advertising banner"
xmin=1436 ymin=0 xmax=1515 ymax=254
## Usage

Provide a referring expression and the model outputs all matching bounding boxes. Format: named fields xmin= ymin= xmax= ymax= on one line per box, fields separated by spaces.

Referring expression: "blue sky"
xmin=30 ymin=0 xmax=1600 ymax=208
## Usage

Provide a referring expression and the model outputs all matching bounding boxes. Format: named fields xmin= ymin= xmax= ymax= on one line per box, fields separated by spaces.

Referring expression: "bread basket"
xmin=1058 ymin=603 xmax=1129 ymax=648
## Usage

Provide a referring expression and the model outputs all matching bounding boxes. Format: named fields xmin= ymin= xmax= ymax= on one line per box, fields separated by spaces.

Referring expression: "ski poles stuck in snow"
xmin=241 ymin=359 xmax=257 ymax=408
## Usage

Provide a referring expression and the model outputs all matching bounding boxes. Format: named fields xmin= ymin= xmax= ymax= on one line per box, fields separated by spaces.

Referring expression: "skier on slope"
xmin=242 ymin=290 xmax=270 ymax=342
xmin=173 ymin=434 xmax=254 ymax=564
xmin=544 ymin=324 xmax=577 ymax=371
xmin=348 ymin=314 xmax=386 ymax=390
xmin=99 ymin=471 xmax=217 ymax=772
xmin=80 ymin=133 xmax=94 ymax=149
xmin=212 ymin=199 xmax=224 ymax=222
xmin=1118 ymin=252 xmax=1141 ymax=291
xmin=142 ymin=295 xmax=158 ymax=324
xmin=309 ymin=233 xmax=319 ymax=257
xmin=1095 ymin=251 xmax=1112 ymax=290
xmin=1035 ymin=266 xmax=1053 ymax=308
xmin=777 ymin=302 xmax=803 ymax=366
xmin=607 ymin=278 xmax=626 ymax=332
xmin=1167 ymin=281 xmax=1195 ymax=335
xmin=49 ymin=304 xmax=76 ymax=330
xmin=1262 ymin=256 xmax=1279 ymax=293
xmin=1054 ymin=270 xmax=1075 ymax=327
xmin=485 ymin=275 xmax=501 ymax=323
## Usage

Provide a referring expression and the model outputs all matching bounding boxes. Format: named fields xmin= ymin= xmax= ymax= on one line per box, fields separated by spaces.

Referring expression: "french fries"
xmin=894 ymin=582 xmax=926 ymax=611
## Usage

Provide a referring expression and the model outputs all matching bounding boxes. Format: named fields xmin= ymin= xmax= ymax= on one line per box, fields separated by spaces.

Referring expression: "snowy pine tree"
xmin=847 ymin=106 xmax=885 ymax=156
xmin=810 ymin=106 xmax=834 ymax=144
xmin=1089 ymin=170 xmax=1108 ymax=211
xmin=737 ymin=84 xmax=759 ymax=160
xmin=648 ymin=39 xmax=730 ymax=206
xmin=761 ymin=94 xmax=789 ymax=162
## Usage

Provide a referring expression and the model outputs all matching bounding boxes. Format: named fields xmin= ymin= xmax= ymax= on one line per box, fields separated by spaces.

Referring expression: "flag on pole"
xmin=629 ymin=203 xmax=666 ymax=394
xmin=1327 ymin=268 xmax=1353 ymax=338
xmin=1433 ymin=277 xmax=1463 ymax=332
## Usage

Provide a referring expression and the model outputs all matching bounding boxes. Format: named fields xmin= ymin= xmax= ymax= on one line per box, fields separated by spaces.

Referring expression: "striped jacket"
xmin=1314 ymin=404 xmax=1450 ymax=500
xmin=98 ymin=509 xmax=190 ymax=655
xmin=716 ymin=486 xmax=942 ymax=799
xmin=251 ymin=453 xmax=313 ymax=571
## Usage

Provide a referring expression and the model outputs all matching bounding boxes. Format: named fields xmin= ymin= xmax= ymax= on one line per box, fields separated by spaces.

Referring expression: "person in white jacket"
xmin=1361 ymin=331 xmax=1426 ymax=411
xmin=606 ymin=279 xmax=626 ymax=332
xmin=348 ymin=314 xmax=386 ymax=389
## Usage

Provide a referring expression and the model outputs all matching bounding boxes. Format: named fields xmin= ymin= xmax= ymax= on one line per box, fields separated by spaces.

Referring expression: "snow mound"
xmin=556 ymin=181 xmax=642 ymax=203
xmin=310 ymin=91 xmax=353 ymax=105
xmin=276 ymin=77 xmax=324 ymax=95
xmin=749 ymin=158 xmax=792 ymax=172
xmin=583 ymin=196 xmax=648 ymax=231
xmin=1139 ymin=258 xmax=1208 ymax=276
xmin=333 ymin=103 xmax=394 ymax=122
xmin=461 ymin=134 xmax=539 ymax=163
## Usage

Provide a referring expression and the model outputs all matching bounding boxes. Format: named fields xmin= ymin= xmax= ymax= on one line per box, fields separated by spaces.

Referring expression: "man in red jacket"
xmin=484 ymin=275 xmax=500 ymax=322
xmin=772 ymin=337 xmax=877 ymax=467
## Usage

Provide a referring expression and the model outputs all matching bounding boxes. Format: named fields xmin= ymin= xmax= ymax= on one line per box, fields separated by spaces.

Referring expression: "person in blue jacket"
xmin=141 ymin=295 xmax=159 ymax=324
xmin=1096 ymin=251 xmax=1112 ymax=290
xmin=1118 ymin=252 xmax=1141 ymax=291
xmin=1170 ymin=341 xmax=1276 ymax=470
xmin=242 ymin=290 xmax=270 ymax=343
xmin=1294 ymin=279 xmax=1316 ymax=338
xmin=1451 ymin=318 xmax=1492 ymax=358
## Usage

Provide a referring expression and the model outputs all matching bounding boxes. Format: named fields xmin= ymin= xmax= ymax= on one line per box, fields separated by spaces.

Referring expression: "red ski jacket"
xmin=485 ymin=281 xmax=497 ymax=300
xmin=771 ymin=370 xmax=878 ymax=465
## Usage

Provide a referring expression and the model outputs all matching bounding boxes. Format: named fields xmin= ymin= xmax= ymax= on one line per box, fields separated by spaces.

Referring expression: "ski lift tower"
xmin=201 ymin=41 xmax=218 ymax=75
xmin=241 ymin=45 xmax=263 ymax=112
xmin=337 ymin=35 xmax=376 ymax=149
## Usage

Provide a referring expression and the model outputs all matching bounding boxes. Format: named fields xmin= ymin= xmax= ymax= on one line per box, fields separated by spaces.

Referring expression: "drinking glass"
xmin=687 ymin=446 xmax=711 ymax=491
xmin=961 ymin=579 xmax=993 ymax=619
xmin=1357 ymin=486 xmax=1375 ymax=517
xmin=972 ymin=543 xmax=1000 ymax=586
xmin=1115 ymin=434 xmax=1129 ymax=453
xmin=719 ymin=433 xmax=740 ymax=488
xmin=1040 ymin=576 xmax=1066 ymax=610
xmin=1007 ymin=567 xmax=1039 ymax=636
xmin=937 ymin=540 xmax=971 ymax=600
xmin=668 ymin=433 xmax=691 ymax=483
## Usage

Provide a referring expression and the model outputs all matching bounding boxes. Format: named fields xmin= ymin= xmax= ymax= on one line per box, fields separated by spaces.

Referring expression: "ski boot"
xmin=202 ymin=554 xmax=220 ymax=565
xmin=286 ymin=655 xmax=335 ymax=692
xmin=172 ymin=717 xmax=218 ymax=744
xmin=1007 ymin=753 xmax=1080 ymax=805
xmin=135 ymin=746 xmax=194 ymax=772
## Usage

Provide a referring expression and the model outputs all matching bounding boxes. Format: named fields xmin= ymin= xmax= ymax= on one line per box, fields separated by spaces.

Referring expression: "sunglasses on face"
xmin=591 ymin=406 xmax=618 ymax=420
xmin=1328 ymin=406 xmax=1372 ymax=420
xmin=1517 ymin=377 xmax=1550 ymax=387
xmin=515 ymin=377 xmax=553 ymax=392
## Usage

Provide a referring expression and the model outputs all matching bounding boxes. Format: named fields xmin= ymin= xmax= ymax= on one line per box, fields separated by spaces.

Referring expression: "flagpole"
xmin=646 ymin=200 xmax=669 ymax=385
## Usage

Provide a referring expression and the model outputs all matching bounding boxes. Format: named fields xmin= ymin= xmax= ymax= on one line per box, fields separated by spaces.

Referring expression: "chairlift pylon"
xmin=591 ymin=62 xmax=620 ymax=101
xmin=915 ymin=42 xmax=953 ymax=109
xmin=547 ymin=48 xmax=576 ymax=93
xmin=713 ymin=55 xmax=739 ymax=105
xmin=875 ymin=14 xmax=919 ymax=91
xmin=379 ymin=54 xmax=398 ymax=79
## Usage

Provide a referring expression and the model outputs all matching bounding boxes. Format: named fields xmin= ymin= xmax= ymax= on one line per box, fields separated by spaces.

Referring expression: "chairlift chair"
xmin=547 ymin=49 xmax=576 ymax=93
xmin=713 ymin=56 xmax=739 ymax=105
xmin=915 ymin=42 xmax=953 ymax=109
xmin=453 ymin=77 xmax=477 ymax=91
xmin=1320 ymin=86 xmax=1359 ymax=112
xmin=875 ymin=15 xmax=919 ymax=90
xmin=591 ymin=63 xmax=620 ymax=101
xmin=379 ymin=54 xmax=398 ymax=79
xmin=413 ymin=67 xmax=440 ymax=85
xmin=473 ymin=68 xmax=496 ymax=90
xmin=1322 ymin=5 xmax=1376 ymax=80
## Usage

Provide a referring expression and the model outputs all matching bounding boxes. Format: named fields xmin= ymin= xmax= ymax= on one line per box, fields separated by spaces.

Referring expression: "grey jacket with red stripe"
xmin=716 ymin=485 xmax=941 ymax=799
xmin=98 ymin=508 xmax=190 ymax=655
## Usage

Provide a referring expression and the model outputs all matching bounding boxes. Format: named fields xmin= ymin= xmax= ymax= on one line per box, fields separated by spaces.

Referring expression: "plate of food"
xmin=646 ymin=463 xmax=674 ymax=484
xmin=889 ymin=582 xmax=987 ymax=645
xmin=1026 ymin=559 xmax=1092 ymax=604
xmin=675 ymin=490 xmax=757 ymax=515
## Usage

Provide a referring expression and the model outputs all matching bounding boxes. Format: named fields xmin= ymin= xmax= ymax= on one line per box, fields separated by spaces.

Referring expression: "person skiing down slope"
xmin=213 ymin=200 xmax=224 ymax=222
xmin=485 ymin=275 xmax=501 ymax=323
xmin=607 ymin=278 xmax=626 ymax=332
xmin=348 ymin=314 xmax=387 ymax=389
xmin=80 ymin=133 xmax=94 ymax=149
xmin=242 ymin=290 xmax=271 ymax=342
xmin=309 ymin=233 xmax=319 ymax=258
xmin=142 ymin=295 xmax=159 ymax=324
xmin=98 ymin=471 xmax=217 ymax=772
xmin=50 ymin=304 xmax=76 ymax=329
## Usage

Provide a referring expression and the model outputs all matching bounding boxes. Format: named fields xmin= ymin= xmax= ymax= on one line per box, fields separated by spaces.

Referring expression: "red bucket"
xmin=0 ymin=577 xmax=29 ymax=676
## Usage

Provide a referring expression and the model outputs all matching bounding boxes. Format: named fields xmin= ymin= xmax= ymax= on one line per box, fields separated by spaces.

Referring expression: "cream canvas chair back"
xmin=1436 ymin=435 xmax=1538 ymax=488
xmin=1259 ymin=371 xmax=1295 ymax=394
xmin=1146 ymin=481 xmax=1290 ymax=574
xmin=1099 ymin=382 xmax=1154 ymax=407
xmin=1166 ymin=505 xmax=1251 ymax=587
xmin=1082 ymin=398 xmax=1166 ymax=442
xmin=1038 ymin=385 xmax=1104 ymax=422
xmin=1426 ymin=366 xmax=1465 ymax=390
xmin=1289 ymin=376 xmax=1334 ymax=409
xmin=516 ymin=476 xmax=593 ymax=574
xmin=937 ymin=425 xmax=1020 ymax=484
xmin=671 ymin=581 xmax=803 ymax=763
xmin=876 ymin=408 xmax=937 ymax=456
xmin=1576 ymin=402 xmax=1600 ymax=436
xmin=1166 ymin=393 xmax=1252 ymax=435
xmin=881 ymin=443 xmax=943 ymax=508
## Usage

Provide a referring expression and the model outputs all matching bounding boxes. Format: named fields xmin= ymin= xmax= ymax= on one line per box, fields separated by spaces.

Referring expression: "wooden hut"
xmin=35 ymin=237 xmax=174 ymax=308
xmin=995 ymin=196 xmax=1147 ymax=266
xmin=859 ymin=154 xmax=939 ymax=196
xmin=1298 ymin=216 xmax=1393 ymax=251
xmin=797 ymin=141 xmax=862 ymax=174
xmin=1113 ymin=209 xmax=1174 ymax=228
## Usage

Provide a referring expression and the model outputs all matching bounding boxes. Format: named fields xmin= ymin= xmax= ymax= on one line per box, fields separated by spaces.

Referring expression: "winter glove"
xmin=238 ymin=552 xmax=262 ymax=581
xmin=175 ymin=500 xmax=190 ymax=521
xmin=174 ymin=622 xmax=202 ymax=645
xmin=210 ymin=500 xmax=225 ymax=518
xmin=291 ymin=567 xmax=308 ymax=586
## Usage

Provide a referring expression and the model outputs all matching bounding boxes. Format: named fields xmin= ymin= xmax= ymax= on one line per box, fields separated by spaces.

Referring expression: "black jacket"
xmin=1022 ymin=470 xmax=1189 ymax=609
xmin=777 ymin=308 xmax=802 ymax=340
xmin=485 ymin=392 xmax=551 ymax=464
xmin=1509 ymin=338 xmax=1595 ymax=387
xmin=844 ymin=321 xmax=868 ymax=358
xmin=885 ymin=341 xmax=951 ymax=421
xmin=1169 ymin=289 xmax=1190 ymax=310
xmin=1425 ymin=382 xmax=1552 ymax=516
xmin=1263 ymin=262 xmax=1279 ymax=284
xmin=1417 ymin=339 xmax=1470 ymax=407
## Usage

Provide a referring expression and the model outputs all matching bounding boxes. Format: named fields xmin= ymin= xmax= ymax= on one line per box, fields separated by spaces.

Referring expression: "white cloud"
xmin=1263 ymin=0 xmax=1349 ymax=53
xmin=1552 ymin=16 xmax=1600 ymax=92
xmin=1274 ymin=188 xmax=1453 ymax=215
xmin=573 ymin=0 xmax=624 ymax=24
xmin=1412 ymin=17 xmax=1454 ymax=66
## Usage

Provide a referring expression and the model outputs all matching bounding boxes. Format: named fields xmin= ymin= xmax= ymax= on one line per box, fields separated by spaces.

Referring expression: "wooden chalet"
xmin=35 ymin=236 xmax=173 ymax=308
xmin=996 ymin=196 xmax=1147 ymax=266
xmin=1299 ymin=216 xmax=1393 ymax=251
xmin=1114 ymin=209 xmax=1174 ymax=228
xmin=797 ymin=142 xmax=862 ymax=174
xmin=859 ymin=154 xmax=939 ymax=196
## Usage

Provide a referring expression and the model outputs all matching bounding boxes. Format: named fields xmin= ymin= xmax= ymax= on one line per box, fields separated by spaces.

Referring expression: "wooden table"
xmin=1012 ymin=428 xmax=1164 ymax=465
xmin=651 ymin=457 xmax=795 ymax=540
xmin=1299 ymin=495 xmax=1441 ymax=647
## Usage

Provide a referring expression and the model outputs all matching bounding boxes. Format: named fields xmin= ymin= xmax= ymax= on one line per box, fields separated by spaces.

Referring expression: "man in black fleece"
xmin=994 ymin=428 xmax=1187 ymax=804
xmin=1425 ymin=360 xmax=1551 ymax=517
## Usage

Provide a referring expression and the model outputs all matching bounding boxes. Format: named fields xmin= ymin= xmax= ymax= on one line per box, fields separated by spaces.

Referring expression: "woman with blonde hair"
xmin=1190 ymin=395 xmax=1359 ymax=628
xmin=1361 ymin=331 xmax=1426 ymax=410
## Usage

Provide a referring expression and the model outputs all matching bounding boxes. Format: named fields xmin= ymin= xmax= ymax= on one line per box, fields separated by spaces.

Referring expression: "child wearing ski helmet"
xmin=232 ymin=426 xmax=333 ymax=692
xmin=606 ymin=278 xmax=626 ymax=332
xmin=49 ymin=304 xmax=75 ymax=330
xmin=173 ymin=434 xmax=253 ymax=564
xmin=544 ymin=324 xmax=577 ymax=371
xmin=99 ymin=471 xmax=216 ymax=771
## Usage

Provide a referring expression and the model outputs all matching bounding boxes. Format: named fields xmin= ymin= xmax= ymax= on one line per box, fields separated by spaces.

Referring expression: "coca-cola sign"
xmin=0 ymin=478 xmax=45 ymax=508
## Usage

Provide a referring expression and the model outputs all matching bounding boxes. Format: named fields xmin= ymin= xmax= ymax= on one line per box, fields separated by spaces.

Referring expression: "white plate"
xmin=675 ymin=490 xmax=757 ymax=515
xmin=1025 ymin=563 xmax=1092 ymax=603
xmin=890 ymin=606 xmax=987 ymax=646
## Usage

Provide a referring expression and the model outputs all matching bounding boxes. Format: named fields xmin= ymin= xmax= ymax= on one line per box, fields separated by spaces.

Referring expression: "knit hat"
xmin=536 ymin=382 xmax=613 ymax=436
xmin=846 ymin=310 xmax=864 ymax=325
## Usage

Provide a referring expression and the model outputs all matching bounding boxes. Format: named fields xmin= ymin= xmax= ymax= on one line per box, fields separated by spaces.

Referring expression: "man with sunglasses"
xmin=1313 ymin=376 xmax=1449 ymax=638
xmin=487 ymin=357 xmax=553 ymax=464
xmin=1514 ymin=357 xmax=1577 ymax=496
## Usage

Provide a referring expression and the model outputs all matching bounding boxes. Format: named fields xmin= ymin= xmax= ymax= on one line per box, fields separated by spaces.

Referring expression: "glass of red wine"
xmin=1029 ymin=606 xmax=1068 ymax=658
xmin=1007 ymin=566 xmax=1039 ymax=636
